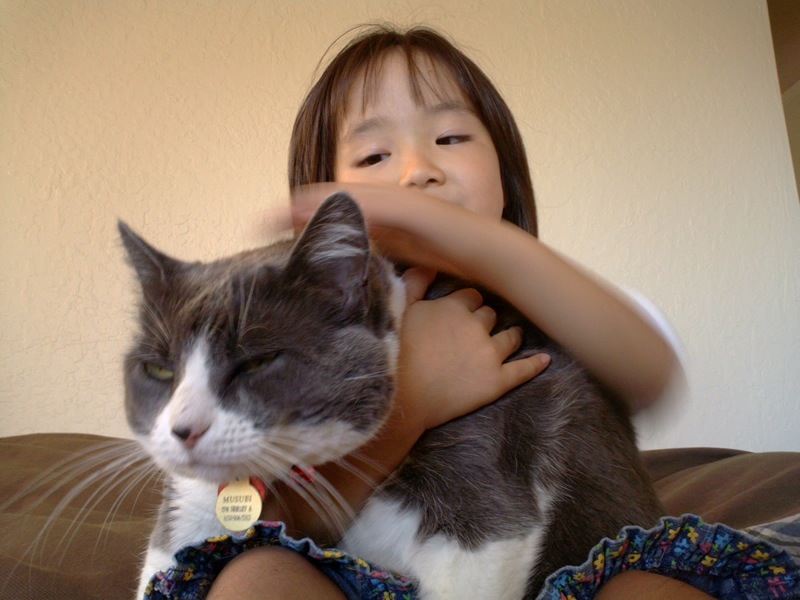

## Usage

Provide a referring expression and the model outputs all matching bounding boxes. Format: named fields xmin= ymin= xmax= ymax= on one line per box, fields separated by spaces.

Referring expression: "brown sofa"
xmin=2 ymin=433 xmax=799 ymax=600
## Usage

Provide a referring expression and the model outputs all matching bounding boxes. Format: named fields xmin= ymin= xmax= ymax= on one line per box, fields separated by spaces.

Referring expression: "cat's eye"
xmin=143 ymin=362 xmax=174 ymax=382
xmin=239 ymin=353 xmax=279 ymax=376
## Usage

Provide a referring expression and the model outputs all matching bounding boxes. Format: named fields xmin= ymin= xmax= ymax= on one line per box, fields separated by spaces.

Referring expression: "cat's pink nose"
xmin=171 ymin=424 xmax=209 ymax=449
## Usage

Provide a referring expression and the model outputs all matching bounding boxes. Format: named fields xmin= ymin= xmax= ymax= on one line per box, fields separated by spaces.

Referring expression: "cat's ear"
xmin=286 ymin=192 xmax=370 ymax=312
xmin=117 ymin=221 xmax=182 ymax=292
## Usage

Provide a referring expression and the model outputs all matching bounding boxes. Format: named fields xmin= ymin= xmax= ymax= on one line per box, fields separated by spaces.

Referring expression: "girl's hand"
xmin=397 ymin=267 xmax=550 ymax=431
xmin=291 ymin=183 xmax=474 ymax=277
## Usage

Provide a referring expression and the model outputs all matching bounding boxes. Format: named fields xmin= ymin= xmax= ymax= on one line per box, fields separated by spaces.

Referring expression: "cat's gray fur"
xmin=120 ymin=192 xmax=663 ymax=599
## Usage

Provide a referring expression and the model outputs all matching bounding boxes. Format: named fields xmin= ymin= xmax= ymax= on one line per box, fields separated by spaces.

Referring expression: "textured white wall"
xmin=2 ymin=0 xmax=798 ymax=451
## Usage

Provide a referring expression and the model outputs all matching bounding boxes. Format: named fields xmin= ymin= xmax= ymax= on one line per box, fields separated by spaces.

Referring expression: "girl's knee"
xmin=207 ymin=546 xmax=346 ymax=600
xmin=596 ymin=570 xmax=714 ymax=599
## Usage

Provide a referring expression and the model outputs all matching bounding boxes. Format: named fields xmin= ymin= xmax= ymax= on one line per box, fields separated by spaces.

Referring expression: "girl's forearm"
xmin=417 ymin=205 xmax=680 ymax=409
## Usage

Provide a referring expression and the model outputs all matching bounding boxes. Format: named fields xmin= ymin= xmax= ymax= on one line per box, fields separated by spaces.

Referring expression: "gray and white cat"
xmin=120 ymin=192 xmax=663 ymax=599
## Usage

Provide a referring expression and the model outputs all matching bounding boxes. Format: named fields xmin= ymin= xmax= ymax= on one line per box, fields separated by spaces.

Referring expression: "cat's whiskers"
xmin=55 ymin=460 xmax=157 ymax=568
xmin=234 ymin=273 xmax=259 ymax=346
xmin=234 ymin=322 xmax=272 ymax=341
xmin=287 ymin=474 xmax=353 ymax=538
xmin=335 ymin=451 xmax=388 ymax=487
xmin=1 ymin=439 xmax=159 ymax=589
xmin=246 ymin=439 xmax=357 ymax=536
xmin=342 ymin=368 xmax=393 ymax=382
xmin=90 ymin=463 xmax=163 ymax=557
xmin=141 ymin=302 xmax=172 ymax=350
xmin=42 ymin=447 xmax=154 ymax=557
xmin=2 ymin=439 xmax=142 ymax=514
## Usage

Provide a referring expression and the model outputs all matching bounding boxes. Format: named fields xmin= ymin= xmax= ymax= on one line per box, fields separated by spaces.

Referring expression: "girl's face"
xmin=334 ymin=51 xmax=505 ymax=220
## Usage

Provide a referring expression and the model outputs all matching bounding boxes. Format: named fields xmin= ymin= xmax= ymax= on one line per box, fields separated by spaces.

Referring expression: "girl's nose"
xmin=399 ymin=151 xmax=445 ymax=188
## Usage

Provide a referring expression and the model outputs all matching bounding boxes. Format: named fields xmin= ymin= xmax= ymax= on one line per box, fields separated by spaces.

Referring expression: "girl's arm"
xmin=269 ymin=182 xmax=679 ymax=540
xmin=293 ymin=183 xmax=682 ymax=410
xmin=264 ymin=265 xmax=550 ymax=542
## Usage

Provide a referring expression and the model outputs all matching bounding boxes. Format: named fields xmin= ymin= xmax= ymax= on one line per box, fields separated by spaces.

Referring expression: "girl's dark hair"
xmin=289 ymin=24 xmax=538 ymax=236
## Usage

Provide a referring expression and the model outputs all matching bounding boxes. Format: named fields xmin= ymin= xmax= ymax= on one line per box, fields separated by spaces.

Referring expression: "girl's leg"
xmin=596 ymin=570 xmax=714 ymax=599
xmin=206 ymin=546 xmax=347 ymax=600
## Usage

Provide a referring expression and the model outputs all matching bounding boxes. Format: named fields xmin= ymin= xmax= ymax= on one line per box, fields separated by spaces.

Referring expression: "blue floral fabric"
xmin=144 ymin=515 xmax=800 ymax=600
xmin=539 ymin=514 xmax=799 ymax=599
xmin=143 ymin=521 xmax=418 ymax=600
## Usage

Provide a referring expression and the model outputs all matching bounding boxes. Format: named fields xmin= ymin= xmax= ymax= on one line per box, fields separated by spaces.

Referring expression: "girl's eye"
xmin=357 ymin=153 xmax=388 ymax=167
xmin=240 ymin=352 xmax=280 ymax=375
xmin=436 ymin=134 xmax=470 ymax=145
xmin=143 ymin=362 xmax=174 ymax=382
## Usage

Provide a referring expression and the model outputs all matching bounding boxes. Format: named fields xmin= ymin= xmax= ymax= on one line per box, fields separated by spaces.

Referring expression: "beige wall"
xmin=2 ymin=0 xmax=799 ymax=452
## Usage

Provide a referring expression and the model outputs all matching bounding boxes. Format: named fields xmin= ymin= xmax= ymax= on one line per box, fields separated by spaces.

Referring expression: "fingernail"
xmin=537 ymin=353 xmax=551 ymax=366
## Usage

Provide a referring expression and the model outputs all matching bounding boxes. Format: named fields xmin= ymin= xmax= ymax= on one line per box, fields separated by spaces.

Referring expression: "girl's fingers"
xmin=500 ymin=353 xmax=551 ymax=390
xmin=472 ymin=305 xmax=497 ymax=330
xmin=401 ymin=267 xmax=437 ymax=305
xmin=493 ymin=326 xmax=524 ymax=358
xmin=447 ymin=287 xmax=484 ymax=312
xmin=492 ymin=327 xmax=551 ymax=369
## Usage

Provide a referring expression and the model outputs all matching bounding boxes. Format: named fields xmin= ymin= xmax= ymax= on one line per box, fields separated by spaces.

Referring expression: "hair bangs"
xmin=329 ymin=30 xmax=470 ymax=127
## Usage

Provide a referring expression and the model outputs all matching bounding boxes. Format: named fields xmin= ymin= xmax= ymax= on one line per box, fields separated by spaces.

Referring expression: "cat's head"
xmin=119 ymin=193 xmax=404 ymax=484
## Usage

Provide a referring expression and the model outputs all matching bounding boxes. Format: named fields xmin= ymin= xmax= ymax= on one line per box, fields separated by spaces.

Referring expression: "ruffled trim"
xmin=538 ymin=514 xmax=800 ymax=599
xmin=143 ymin=521 xmax=417 ymax=600
xmin=143 ymin=515 xmax=799 ymax=599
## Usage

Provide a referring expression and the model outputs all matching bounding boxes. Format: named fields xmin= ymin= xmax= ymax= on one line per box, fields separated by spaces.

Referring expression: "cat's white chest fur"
xmin=138 ymin=478 xmax=224 ymax=598
xmin=342 ymin=497 xmax=547 ymax=600
xmin=167 ymin=477 xmax=228 ymax=549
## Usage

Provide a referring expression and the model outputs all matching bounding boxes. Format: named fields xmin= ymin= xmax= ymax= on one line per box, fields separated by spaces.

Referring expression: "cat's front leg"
xmin=136 ymin=478 xmax=224 ymax=598
xmin=136 ymin=541 xmax=175 ymax=599
xmin=135 ymin=497 xmax=183 ymax=599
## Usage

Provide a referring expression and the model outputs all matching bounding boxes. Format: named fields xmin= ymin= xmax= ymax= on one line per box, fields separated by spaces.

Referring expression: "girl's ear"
xmin=285 ymin=192 xmax=371 ymax=313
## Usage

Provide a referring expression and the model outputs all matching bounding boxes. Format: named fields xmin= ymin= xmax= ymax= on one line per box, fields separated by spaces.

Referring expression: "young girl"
xmin=149 ymin=24 xmax=798 ymax=600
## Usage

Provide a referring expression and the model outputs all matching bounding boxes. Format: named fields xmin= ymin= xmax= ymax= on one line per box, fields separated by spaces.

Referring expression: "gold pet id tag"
xmin=215 ymin=478 xmax=264 ymax=532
